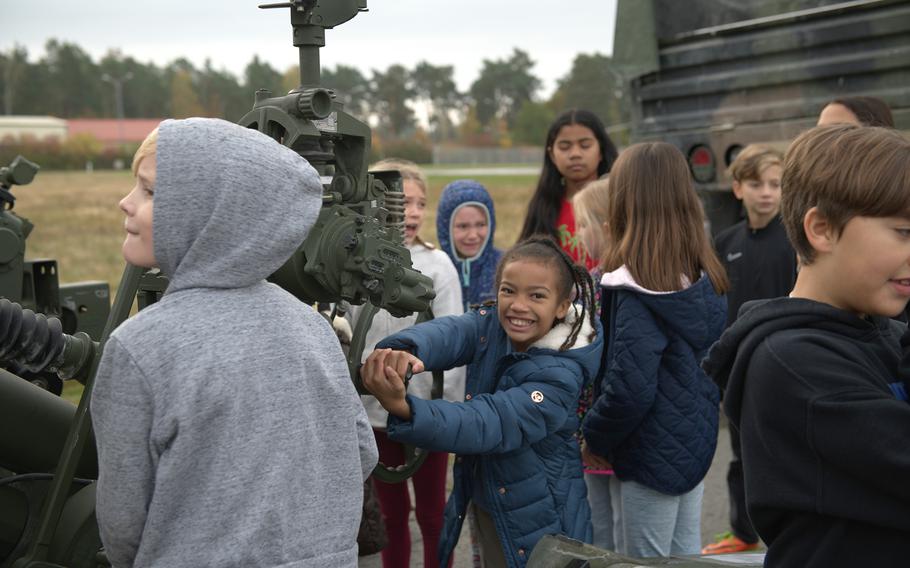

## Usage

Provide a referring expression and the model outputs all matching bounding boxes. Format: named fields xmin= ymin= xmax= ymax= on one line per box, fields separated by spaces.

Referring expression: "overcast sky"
xmin=5 ymin=0 xmax=618 ymax=97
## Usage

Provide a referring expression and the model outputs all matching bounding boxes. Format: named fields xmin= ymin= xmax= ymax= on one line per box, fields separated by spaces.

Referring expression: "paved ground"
xmin=359 ymin=424 xmax=738 ymax=567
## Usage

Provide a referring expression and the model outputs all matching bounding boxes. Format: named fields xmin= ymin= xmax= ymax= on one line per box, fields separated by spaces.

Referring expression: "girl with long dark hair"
xmin=518 ymin=109 xmax=618 ymax=268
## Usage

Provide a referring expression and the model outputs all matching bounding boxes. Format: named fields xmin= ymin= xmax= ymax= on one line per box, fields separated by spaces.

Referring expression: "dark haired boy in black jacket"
xmin=706 ymin=144 xmax=797 ymax=556
xmin=704 ymin=124 xmax=910 ymax=568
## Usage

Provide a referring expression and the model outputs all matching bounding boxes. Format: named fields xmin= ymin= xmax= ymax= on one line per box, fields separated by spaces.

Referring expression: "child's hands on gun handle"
xmin=361 ymin=349 xmax=425 ymax=420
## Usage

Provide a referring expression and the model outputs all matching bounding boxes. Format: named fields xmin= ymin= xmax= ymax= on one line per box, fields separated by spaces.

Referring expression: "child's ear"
xmin=803 ymin=206 xmax=836 ymax=254
xmin=731 ymin=180 xmax=745 ymax=201
xmin=555 ymin=298 xmax=571 ymax=321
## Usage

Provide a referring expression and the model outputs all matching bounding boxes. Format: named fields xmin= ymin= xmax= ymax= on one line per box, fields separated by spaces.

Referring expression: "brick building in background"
xmin=66 ymin=119 xmax=163 ymax=150
xmin=0 ymin=116 xmax=163 ymax=149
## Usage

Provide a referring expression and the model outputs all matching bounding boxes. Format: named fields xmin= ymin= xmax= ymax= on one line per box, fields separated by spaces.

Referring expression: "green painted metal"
xmin=247 ymin=1 xmax=434 ymax=318
xmin=7 ymin=263 xmax=142 ymax=567
xmin=0 ymin=157 xmax=37 ymax=310
xmin=0 ymin=369 xmax=96 ymax=478
xmin=617 ymin=0 xmax=910 ymax=234
xmin=0 ymin=487 xmax=27 ymax=561
xmin=348 ymin=304 xmax=442 ymax=483
xmin=0 ymin=157 xmax=110 ymax=356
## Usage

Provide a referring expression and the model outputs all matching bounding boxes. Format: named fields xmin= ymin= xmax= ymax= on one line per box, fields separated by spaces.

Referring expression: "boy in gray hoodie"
xmin=91 ymin=117 xmax=378 ymax=568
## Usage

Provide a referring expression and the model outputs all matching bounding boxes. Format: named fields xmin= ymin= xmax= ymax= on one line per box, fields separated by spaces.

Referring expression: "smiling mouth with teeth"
xmin=508 ymin=317 xmax=534 ymax=328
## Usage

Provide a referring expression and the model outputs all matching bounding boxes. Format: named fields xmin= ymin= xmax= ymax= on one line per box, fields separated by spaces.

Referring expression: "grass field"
xmin=12 ymin=168 xmax=539 ymax=403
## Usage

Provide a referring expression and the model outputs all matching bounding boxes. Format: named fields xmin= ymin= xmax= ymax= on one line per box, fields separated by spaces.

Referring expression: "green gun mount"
xmin=0 ymin=157 xmax=36 ymax=311
xmin=244 ymin=0 xmax=441 ymax=480
xmin=0 ymin=156 xmax=110 ymax=394
xmin=245 ymin=0 xmax=434 ymax=317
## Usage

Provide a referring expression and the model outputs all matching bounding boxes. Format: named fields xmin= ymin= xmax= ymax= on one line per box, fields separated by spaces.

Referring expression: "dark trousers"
xmin=727 ymin=426 xmax=759 ymax=544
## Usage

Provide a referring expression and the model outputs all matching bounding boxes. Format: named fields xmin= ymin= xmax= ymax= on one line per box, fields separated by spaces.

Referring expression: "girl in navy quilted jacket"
xmin=581 ymin=142 xmax=729 ymax=558
xmin=362 ymin=238 xmax=603 ymax=568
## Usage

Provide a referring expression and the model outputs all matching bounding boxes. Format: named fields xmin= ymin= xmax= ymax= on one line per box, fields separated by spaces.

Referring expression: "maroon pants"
xmin=372 ymin=429 xmax=450 ymax=568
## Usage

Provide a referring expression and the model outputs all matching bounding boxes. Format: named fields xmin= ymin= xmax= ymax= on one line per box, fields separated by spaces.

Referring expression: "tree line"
xmin=1 ymin=40 xmax=629 ymax=149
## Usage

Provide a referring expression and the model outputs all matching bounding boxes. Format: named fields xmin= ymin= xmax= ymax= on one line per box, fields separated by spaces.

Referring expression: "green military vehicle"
xmin=615 ymin=0 xmax=910 ymax=233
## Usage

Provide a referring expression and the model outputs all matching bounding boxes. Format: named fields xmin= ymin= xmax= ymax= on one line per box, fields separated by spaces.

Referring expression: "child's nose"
xmin=511 ymin=297 xmax=530 ymax=311
xmin=119 ymin=193 xmax=132 ymax=215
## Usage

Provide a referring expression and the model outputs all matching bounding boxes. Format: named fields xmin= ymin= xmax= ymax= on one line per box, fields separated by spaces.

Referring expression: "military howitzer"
xmin=0 ymin=157 xmax=111 ymax=394
xmin=0 ymin=1 xmax=440 ymax=566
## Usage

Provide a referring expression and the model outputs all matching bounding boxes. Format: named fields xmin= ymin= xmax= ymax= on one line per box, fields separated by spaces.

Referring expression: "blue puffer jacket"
xmin=582 ymin=266 xmax=726 ymax=495
xmin=379 ymin=305 xmax=603 ymax=568
xmin=436 ymin=180 xmax=503 ymax=308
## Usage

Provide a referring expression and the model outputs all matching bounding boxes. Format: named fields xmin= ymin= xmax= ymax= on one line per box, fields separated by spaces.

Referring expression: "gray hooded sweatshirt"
xmin=91 ymin=118 xmax=377 ymax=568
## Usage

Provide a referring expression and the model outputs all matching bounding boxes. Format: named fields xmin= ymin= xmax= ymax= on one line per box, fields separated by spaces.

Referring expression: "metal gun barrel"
xmin=0 ymin=299 xmax=99 ymax=475
xmin=0 ymin=367 xmax=98 ymax=478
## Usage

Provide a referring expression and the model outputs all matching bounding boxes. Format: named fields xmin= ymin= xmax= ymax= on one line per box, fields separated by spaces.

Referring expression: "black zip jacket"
xmin=714 ymin=215 xmax=797 ymax=327
xmin=703 ymin=297 xmax=910 ymax=568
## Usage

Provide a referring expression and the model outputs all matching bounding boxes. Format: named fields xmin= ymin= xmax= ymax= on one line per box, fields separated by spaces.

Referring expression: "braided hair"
xmin=494 ymin=236 xmax=598 ymax=351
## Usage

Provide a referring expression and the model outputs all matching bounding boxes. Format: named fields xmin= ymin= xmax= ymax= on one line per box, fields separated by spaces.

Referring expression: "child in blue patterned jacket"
xmin=362 ymin=238 xmax=603 ymax=568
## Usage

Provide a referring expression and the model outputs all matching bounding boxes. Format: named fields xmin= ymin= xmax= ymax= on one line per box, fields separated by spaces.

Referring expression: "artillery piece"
xmin=0 ymin=156 xmax=110 ymax=394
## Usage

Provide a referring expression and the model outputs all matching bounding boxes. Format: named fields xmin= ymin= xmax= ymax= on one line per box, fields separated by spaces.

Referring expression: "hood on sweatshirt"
xmin=601 ymin=266 xmax=727 ymax=354
xmin=702 ymin=297 xmax=900 ymax=426
xmin=153 ymin=118 xmax=323 ymax=294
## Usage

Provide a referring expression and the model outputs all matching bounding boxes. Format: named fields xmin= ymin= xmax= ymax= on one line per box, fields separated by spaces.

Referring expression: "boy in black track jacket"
xmin=714 ymin=145 xmax=797 ymax=329
xmin=705 ymin=145 xmax=797 ymax=555
xmin=704 ymin=124 xmax=910 ymax=568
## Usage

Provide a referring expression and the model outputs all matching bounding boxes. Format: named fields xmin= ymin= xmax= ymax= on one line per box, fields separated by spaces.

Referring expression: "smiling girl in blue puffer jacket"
xmin=362 ymin=238 xmax=603 ymax=568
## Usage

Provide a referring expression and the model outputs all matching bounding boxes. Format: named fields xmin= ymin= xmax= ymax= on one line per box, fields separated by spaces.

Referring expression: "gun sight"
xmin=0 ymin=156 xmax=40 ymax=209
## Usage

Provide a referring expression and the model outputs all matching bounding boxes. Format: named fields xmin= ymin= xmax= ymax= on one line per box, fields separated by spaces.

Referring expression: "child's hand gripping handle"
xmin=360 ymin=348 xmax=425 ymax=420
xmin=360 ymin=350 xmax=434 ymax=484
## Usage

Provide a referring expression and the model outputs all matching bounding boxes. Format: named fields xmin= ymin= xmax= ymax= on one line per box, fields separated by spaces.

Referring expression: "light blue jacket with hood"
xmin=91 ymin=118 xmax=377 ymax=568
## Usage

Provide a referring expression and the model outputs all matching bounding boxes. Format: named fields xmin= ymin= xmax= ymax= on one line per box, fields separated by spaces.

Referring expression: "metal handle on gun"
xmin=402 ymin=362 xmax=413 ymax=389
xmin=348 ymin=302 xmax=441 ymax=483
